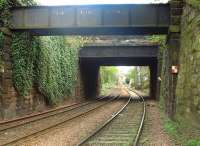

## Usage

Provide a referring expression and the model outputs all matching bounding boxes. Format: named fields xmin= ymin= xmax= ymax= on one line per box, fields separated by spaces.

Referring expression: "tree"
xmin=100 ymin=67 xmax=119 ymax=94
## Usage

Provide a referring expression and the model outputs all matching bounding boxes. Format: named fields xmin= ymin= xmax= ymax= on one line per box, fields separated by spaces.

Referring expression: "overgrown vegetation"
xmin=147 ymin=35 xmax=200 ymax=145
xmin=37 ymin=36 xmax=85 ymax=104
xmin=100 ymin=67 xmax=119 ymax=95
xmin=11 ymin=35 xmax=85 ymax=104
xmin=125 ymin=67 xmax=150 ymax=95
xmin=147 ymin=35 xmax=167 ymax=109
xmin=187 ymin=0 xmax=200 ymax=9
xmin=11 ymin=33 xmax=36 ymax=96
xmin=0 ymin=0 xmax=86 ymax=104
xmin=162 ymin=116 xmax=200 ymax=146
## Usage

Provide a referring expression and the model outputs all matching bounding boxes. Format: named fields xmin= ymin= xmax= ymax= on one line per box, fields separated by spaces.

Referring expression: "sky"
xmin=36 ymin=0 xmax=169 ymax=5
xmin=117 ymin=66 xmax=133 ymax=74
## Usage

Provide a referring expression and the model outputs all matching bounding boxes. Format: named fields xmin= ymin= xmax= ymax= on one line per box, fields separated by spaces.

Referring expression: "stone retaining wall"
xmin=176 ymin=3 xmax=200 ymax=123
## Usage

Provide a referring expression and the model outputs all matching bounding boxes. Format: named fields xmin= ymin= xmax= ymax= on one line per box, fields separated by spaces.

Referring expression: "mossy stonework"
xmin=176 ymin=3 xmax=200 ymax=128
xmin=160 ymin=0 xmax=200 ymax=129
xmin=160 ymin=0 xmax=200 ymax=143
xmin=159 ymin=0 xmax=183 ymax=118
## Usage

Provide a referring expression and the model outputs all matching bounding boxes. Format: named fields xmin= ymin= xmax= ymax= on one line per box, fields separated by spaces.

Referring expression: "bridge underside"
xmin=12 ymin=27 xmax=169 ymax=36
xmin=79 ymin=45 xmax=158 ymax=99
xmin=11 ymin=4 xmax=169 ymax=35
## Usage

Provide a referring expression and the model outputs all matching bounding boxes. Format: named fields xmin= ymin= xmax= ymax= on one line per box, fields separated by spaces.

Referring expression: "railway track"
xmin=76 ymin=88 xmax=146 ymax=146
xmin=0 ymin=95 xmax=118 ymax=146
xmin=0 ymin=96 xmax=108 ymax=132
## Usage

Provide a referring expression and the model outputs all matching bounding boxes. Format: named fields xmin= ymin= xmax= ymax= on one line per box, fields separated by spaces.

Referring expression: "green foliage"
xmin=11 ymin=33 xmax=37 ymax=96
xmin=187 ymin=0 xmax=200 ymax=10
xmin=0 ymin=0 xmax=37 ymax=27
xmin=0 ymin=0 xmax=86 ymax=104
xmin=100 ymin=67 xmax=119 ymax=94
xmin=186 ymin=139 xmax=200 ymax=146
xmin=37 ymin=36 xmax=84 ymax=104
xmin=163 ymin=115 xmax=200 ymax=146
xmin=147 ymin=35 xmax=167 ymax=109
xmin=126 ymin=68 xmax=137 ymax=87
xmin=164 ymin=119 xmax=178 ymax=137
xmin=0 ymin=0 xmax=10 ymax=27
xmin=11 ymin=35 xmax=85 ymax=104
xmin=17 ymin=0 xmax=37 ymax=6
xmin=147 ymin=35 xmax=167 ymax=51
xmin=125 ymin=67 xmax=150 ymax=94
xmin=0 ymin=0 xmax=38 ymax=97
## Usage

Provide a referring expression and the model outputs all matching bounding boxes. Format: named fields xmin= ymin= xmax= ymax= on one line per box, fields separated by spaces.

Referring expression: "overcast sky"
xmin=36 ymin=0 xmax=169 ymax=5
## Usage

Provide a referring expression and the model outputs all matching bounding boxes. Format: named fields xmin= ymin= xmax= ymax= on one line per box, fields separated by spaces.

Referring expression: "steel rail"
xmin=129 ymin=89 xmax=146 ymax=146
xmin=76 ymin=92 xmax=132 ymax=146
xmin=76 ymin=87 xmax=146 ymax=146
xmin=0 ymin=96 xmax=108 ymax=132
xmin=1 ymin=95 xmax=119 ymax=146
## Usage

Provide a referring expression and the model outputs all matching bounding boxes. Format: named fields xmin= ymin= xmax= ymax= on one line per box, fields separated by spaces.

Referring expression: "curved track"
xmin=0 ymin=95 xmax=117 ymax=146
xmin=76 ymin=88 xmax=146 ymax=146
xmin=129 ymin=89 xmax=146 ymax=146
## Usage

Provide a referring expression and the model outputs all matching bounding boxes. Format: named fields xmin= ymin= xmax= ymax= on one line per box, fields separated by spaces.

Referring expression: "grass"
xmin=187 ymin=0 xmax=200 ymax=10
xmin=161 ymin=112 xmax=200 ymax=146
xmin=164 ymin=119 xmax=178 ymax=137
xmin=100 ymin=83 xmax=116 ymax=95
xmin=186 ymin=139 xmax=200 ymax=146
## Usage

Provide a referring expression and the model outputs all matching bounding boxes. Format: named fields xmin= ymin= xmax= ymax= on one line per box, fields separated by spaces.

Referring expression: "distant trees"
xmin=100 ymin=67 xmax=119 ymax=94
xmin=125 ymin=67 xmax=150 ymax=94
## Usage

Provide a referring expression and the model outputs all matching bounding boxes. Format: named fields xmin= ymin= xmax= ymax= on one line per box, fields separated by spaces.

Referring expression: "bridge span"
xmin=79 ymin=43 xmax=158 ymax=99
xmin=11 ymin=4 xmax=170 ymax=35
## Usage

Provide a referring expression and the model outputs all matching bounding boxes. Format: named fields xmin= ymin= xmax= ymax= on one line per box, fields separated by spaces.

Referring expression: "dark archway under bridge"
xmin=79 ymin=44 xmax=159 ymax=99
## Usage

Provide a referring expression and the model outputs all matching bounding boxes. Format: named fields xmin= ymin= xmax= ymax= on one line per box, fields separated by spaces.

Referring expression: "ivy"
xmin=36 ymin=36 xmax=84 ymax=104
xmin=1 ymin=0 xmax=86 ymax=105
xmin=10 ymin=34 xmax=85 ymax=104
xmin=11 ymin=33 xmax=37 ymax=96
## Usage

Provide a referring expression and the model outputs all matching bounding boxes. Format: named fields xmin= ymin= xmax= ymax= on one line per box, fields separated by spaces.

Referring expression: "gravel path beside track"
xmin=138 ymin=101 xmax=174 ymax=146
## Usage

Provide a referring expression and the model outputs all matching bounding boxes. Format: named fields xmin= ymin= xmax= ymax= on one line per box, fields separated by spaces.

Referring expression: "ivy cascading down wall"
xmin=0 ymin=0 xmax=85 ymax=119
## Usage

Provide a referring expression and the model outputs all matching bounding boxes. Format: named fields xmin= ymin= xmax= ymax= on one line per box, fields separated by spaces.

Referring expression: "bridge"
xmin=79 ymin=43 xmax=158 ymax=99
xmin=11 ymin=4 xmax=170 ymax=35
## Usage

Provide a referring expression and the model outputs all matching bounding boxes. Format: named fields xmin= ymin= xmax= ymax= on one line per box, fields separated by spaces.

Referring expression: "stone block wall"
xmin=160 ymin=0 xmax=183 ymax=118
xmin=0 ymin=29 xmax=46 ymax=120
xmin=176 ymin=3 xmax=200 ymax=123
xmin=0 ymin=29 xmax=17 ymax=119
xmin=16 ymin=86 xmax=46 ymax=117
xmin=75 ymin=65 xmax=85 ymax=98
xmin=161 ymin=0 xmax=200 ymax=127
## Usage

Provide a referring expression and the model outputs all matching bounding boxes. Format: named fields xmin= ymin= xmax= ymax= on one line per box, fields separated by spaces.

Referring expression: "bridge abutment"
xmin=79 ymin=61 xmax=100 ymax=98
xmin=0 ymin=29 xmax=46 ymax=120
xmin=150 ymin=63 xmax=158 ymax=100
xmin=161 ymin=0 xmax=183 ymax=119
xmin=1 ymin=28 xmax=17 ymax=119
